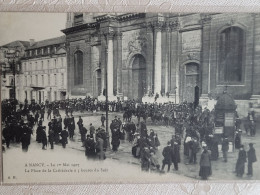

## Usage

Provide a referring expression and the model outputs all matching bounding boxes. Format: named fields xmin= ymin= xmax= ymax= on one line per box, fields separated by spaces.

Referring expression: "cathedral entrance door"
xmin=184 ymin=63 xmax=199 ymax=104
xmin=131 ymin=54 xmax=146 ymax=101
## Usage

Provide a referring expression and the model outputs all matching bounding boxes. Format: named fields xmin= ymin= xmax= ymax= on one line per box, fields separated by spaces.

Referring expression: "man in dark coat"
xmin=161 ymin=142 xmax=173 ymax=172
xmin=189 ymin=138 xmax=199 ymax=164
xmin=96 ymin=136 xmax=105 ymax=160
xmin=41 ymin=127 xmax=47 ymax=150
xmin=247 ymin=143 xmax=257 ymax=176
xmin=68 ymin=115 xmax=75 ymax=139
xmin=111 ymin=128 xmax=120 ymax=152
xmin=36 ymin=124 xmax=44 ymax=143
xmin=48 ymin=129 xmax=55 ymax=149
xmin=3 ymin=124 xmax=12 ymax=148
xmin=222 ymin=137 xmax=229 ymax=162
xmin=236 ymin=145 xmax=247 ymax=177
xmin=172 ymin=141 xmax=180 ymax=170
xmin=21 ymin=131 xmax=31 ymax=152
xmin=235 ymin=131 xmax=241 ymax=149
xmin=84 ymin=135 xmax=96 ymax=158
xmin=80 ymin=125 xmax=88 ymax=144
xmin=101 ymin=114 xmax=106 ymax=127
xmin=60 ymin=129 xmax=69 ymax=148
xmin=77 ymin=116 xmax=83 ymax=133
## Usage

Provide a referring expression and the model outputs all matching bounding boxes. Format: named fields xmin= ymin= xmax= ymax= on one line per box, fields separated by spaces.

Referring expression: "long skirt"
xmin=236 ymin=161 xmax=245 ymax=176
xmin=199 ymin=166 xmax=212 ymax=179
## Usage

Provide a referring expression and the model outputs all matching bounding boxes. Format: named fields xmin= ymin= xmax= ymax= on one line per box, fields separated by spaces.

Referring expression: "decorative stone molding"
xmin=127 ymin=32 xmax=147 ymax=55
xmin=115 ymin=32 xmax=123 ymax=40
xmin=226 ymin=18 xmax=236 ymax=26
xmin=141 ymin=22 xmax=153 ymax=33
xmin=200 ymin=14 xmax=212 ymax=25
xmin=166 ymin=20 xmax=179 ymax=32
xmin=153 ymin=21 xmax=166 ymax=32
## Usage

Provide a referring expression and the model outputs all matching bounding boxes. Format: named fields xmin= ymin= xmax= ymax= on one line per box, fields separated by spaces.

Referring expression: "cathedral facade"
xmin=62 ymin=13 xmax=260 ymax=108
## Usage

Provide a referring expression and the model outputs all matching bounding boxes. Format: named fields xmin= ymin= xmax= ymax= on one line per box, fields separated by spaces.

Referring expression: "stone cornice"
xmin=94 ymin=13 xmax=146 ymax=23
xmin=200 ymin=14 xmax=212 ymax=25
xmin=61 ymin=22 xmax=99 ymax=35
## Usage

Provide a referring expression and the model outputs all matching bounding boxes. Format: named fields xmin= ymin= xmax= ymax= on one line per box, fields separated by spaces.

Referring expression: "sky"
xmin=0 ymin=12 xmax=67 ymax=46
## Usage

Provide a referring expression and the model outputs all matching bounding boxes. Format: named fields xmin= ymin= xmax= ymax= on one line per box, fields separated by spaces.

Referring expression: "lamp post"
xmin=174 ymin=86 xmax=177 ymax=104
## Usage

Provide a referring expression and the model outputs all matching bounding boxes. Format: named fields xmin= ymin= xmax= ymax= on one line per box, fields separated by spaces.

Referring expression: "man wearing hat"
xmin=161 ymin=141 xmax=173 ymax=172
xmin=247 ymin=143 xmax=257 ymax=176
xmin=222 ymin=137 xmax=229 ymax=162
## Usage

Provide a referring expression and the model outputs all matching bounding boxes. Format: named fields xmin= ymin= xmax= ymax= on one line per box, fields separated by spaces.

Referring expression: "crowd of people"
xmin=1 ymin=96 xmax=258 ymax=180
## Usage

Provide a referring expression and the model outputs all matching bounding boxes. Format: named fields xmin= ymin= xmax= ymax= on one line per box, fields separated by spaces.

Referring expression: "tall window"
xmin=74 ymin=50 xmax=83 ymax=85
xmin=48 ymin=74 xmax=50 ymax=86
xmin=47 ymin=60 xmax=50 ymax=69
xmin=41 ymin=61 xmax=44 ymax=70
xmin=219 ymin=26 xmax=244 ymax=83
xmin=61 ymin=73 xmax=64 ymax=86
xmin=54 ymin=59 xmax=57 ymax=68
xmin=36 ymin=75 xmax=38 ymax=86
xmin=25 ymin=76 xmax=27 ymax=86
xmin=74 ymin=13 xmax=83 ymax=26
xmin=41 ymin=75 xmax=44 ymax=86
xmin=54 ymin=74 xmax=57 ymax=85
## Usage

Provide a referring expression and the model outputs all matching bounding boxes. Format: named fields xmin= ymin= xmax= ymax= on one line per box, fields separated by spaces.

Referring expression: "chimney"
xmin=29 ymin=39 xmax=35 ymax=46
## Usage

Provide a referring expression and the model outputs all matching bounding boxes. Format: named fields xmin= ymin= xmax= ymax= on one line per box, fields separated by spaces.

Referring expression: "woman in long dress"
xmin=199 ymin=146 xmax=212 ymax=180
xmin=235 ymin=145 xmax=247 ymax=177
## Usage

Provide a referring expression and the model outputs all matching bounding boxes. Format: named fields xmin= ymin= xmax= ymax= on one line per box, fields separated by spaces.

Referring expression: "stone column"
xmin=164 ymin=26 xmax=170 ymax=94
xmin=154 ymin=22 xmax=163 ymax=95
xmin=100 ymin=33 xmax=106 ymax=96
xmin=116 ymin=32 xmax=123 ymax=97
xmin=251 ymin=14 xmax=260 ymax=101
xmin=200 ymin=14 xmax=212 ymax=100
xmin=85 ymin=36 xmax=92 ymax=96
xmin=106 ymin=32 xmax=114 ymax=97
xmin=144 ymin=22 xmax=154 ymax=96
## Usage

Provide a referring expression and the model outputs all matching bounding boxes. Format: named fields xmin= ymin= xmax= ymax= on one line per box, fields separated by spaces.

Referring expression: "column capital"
xmin=102 ymin=27 xmax=115 ymax=40
xmin=115 ymin=32 xmax=123 ymax=40
xmin=166 ymin=20 xmax=179 ymax=32
xmin=200 ymin=14 xmax=212 ymax=26
xmin=153 ymin=21 xmax=165 ymax=32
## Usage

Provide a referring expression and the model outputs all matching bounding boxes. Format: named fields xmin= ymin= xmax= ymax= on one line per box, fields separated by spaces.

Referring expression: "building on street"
xmin=0 ymin=40 xmax=29 ymax=101
xmin=62 ymin=13 xmax=260 ymax=113
xmin=21 ymin=36 xmax=67 ymax=103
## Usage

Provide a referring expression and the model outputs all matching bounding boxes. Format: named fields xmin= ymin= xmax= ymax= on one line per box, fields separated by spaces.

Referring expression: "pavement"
xmin=3 ymin=109 xmax=260 ymax=181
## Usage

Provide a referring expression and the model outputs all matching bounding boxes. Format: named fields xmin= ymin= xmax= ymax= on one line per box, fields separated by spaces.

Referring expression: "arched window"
xmin=219 ymin=26 xmax=244 ymax=83
xmin=74 ymin=50 xmax=83 ymax=85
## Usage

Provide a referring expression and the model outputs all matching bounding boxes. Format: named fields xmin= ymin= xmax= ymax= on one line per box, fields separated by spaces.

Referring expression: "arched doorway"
xmin=184 ymin=62 xmax=200 ymax=104
xmin=131 ymin=54 xmax=146 ymax=101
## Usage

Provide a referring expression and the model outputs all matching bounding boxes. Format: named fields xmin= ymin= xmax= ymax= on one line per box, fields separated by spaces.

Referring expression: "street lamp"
xmin=5 ymin=49 xmax=20 ymax=110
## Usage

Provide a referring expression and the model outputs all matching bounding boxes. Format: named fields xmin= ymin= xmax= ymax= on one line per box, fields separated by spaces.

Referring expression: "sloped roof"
xmin=28 ymin=36 xmax=66 ymax=49
xmin=215 ymin=93 xmax=237 ymax=110
xmin=1 ymin=40 xmax=30 ymax=48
